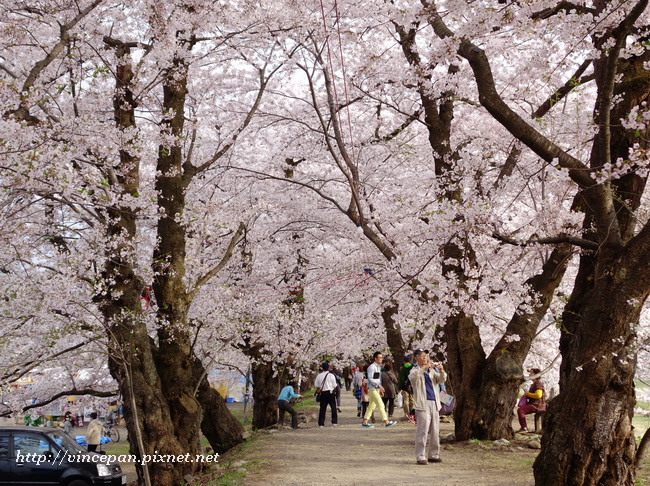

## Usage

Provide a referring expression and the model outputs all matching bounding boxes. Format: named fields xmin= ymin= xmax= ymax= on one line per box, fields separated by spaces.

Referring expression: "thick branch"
xmin=188 ymin=222 xmax=246 ymax=300
xmin=531 ymin=1 xmax=596 ymax=20
xmin=21 ymin=388 xmax=118 ymax=413
xmin=492 ymin=231 xmax=599 ymax=251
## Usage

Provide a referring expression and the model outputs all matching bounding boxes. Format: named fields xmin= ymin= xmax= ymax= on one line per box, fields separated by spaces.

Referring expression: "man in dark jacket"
xmin=398 ymin=355 xmax=415 ymax=422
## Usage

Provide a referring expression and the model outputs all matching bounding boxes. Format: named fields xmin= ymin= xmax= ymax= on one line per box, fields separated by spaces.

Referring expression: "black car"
xmin=0 ymin=426 xmax=126 ymax=485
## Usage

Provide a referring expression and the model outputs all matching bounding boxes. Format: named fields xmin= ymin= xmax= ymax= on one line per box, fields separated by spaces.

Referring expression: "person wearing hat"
xmin=516 ymin=368 xmax=546 ymax=432
xmin=409 ymin=348 xmax=447 ymax=465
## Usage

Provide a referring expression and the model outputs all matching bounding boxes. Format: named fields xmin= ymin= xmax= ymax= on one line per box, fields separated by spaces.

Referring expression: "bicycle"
xmin=102 ymin=420 xmax=120 ymax=443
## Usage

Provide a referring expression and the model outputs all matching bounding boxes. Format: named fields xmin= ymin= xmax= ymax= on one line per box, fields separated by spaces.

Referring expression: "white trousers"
xmin=415 ymin=400 xmax=440 ymax=461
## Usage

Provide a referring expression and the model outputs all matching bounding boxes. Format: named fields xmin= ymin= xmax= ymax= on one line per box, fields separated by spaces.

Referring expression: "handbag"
xmin=439 ymin=391 xmax=455 ymax=415
xmin=518 ymin=394 xmax=528 ymax=407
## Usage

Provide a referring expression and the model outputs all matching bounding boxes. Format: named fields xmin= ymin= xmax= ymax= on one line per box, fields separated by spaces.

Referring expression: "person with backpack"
xmin=398 ymin=355 xmax=416 ymax=423
xmin=352 ymin=363 xmax=365 ymax=417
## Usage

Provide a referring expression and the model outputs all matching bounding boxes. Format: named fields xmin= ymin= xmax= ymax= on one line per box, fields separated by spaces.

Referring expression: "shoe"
xmin=516 ymin=428 xmax=528 ymax=433
xmin=416 ymin=459 xmax=427 ymax=465
xmin=385 ymin=421 xmax=397 ymax=427
xmin=407 ymin=414 xmax=416 ymax=424
xmin=428 ymin=457 xmax=442 ymax=463
xmin=319 ymin=425 xmax=324 ymax=428
xmin=357 ymin=411 xmax=361 ymax=417
xmin=332 ymin=424 xmax=339 ymax=427
xmin=361 ymin=423 xmax=374 ymax=428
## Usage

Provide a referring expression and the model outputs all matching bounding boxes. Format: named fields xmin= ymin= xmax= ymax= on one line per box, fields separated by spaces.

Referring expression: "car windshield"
xmin=46 ymin=430 xmax=86 ymax=454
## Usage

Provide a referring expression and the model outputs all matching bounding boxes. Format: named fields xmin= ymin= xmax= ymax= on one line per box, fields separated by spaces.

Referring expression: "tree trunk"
xmin=108 ymin=322 xmax=192 ymax=485
xmin=442 ymin=312 xmax=486 ymax=441
xmin=252 ymin=361 xmax=280 ymax=429
xmin=191 ymin=356 xmax=245 ymax=453
xmin=382 ymin=302 xmax=406 ymax=364
xmin=533 ymin=6 xmax=650 ymax=482
xmin=534 ymin=269 xmax=645 ymax=485
xmin=100 ymin=42 xmax=196 ymax=485
xmin=470 ymin=245 xmax=573 ymax=440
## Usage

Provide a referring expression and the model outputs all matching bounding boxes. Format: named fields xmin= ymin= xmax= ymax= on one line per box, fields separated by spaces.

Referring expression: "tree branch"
xmin=1 ymin=338 xmax=101 ymax=385
xmin=532 ymin=59 xmax=594 ymax=119
xmin=492 ymin=231 xmax=599 ymax=250
xmin=531 ymin=1 xmax=596 ymax=20
xmin=21 ymin=388 xmax=118 ymax=413
xmin=7 ymin=0 xmax=103 ymax=122
xmin=188 ymin=222 xmax=246 ymax=301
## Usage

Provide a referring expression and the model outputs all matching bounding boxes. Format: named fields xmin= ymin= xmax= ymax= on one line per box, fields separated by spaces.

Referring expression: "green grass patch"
xmin=468 ymin=438 xmax=492 ymax=446
xmin=101 ymin=440 xmax=131 ymax=456
xmin=194 ymin=428 xmax=275 ymax=485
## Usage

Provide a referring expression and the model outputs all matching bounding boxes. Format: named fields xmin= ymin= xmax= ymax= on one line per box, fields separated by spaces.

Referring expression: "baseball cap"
xmin=413 ymin=348 xmax=429 ymax=357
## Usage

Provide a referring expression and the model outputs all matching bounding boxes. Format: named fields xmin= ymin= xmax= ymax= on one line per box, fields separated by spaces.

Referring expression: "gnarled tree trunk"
xmin=251 ymin=360 xmax=280 ymax=429
xmin=470 ymin=245 xmax=572 ymax=440
xmin=534 ymin=251 xmax=646 ymax=485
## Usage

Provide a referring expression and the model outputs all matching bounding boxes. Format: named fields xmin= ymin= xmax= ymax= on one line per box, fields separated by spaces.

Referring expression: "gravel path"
xmin=242 ymin=398 xmax=537 ymax=486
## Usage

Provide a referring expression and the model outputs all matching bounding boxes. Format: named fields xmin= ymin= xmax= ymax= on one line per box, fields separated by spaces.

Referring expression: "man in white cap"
xmin=409 ymin=348 xmax=447 ymax=465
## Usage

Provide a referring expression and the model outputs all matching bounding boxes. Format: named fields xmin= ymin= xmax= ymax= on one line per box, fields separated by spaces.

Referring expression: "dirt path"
xmin=234 ymin=399 xmax=537 ymax=486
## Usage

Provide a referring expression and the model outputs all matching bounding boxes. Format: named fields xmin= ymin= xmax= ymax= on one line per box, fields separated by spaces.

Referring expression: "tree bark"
xmin=101 ymin=42 xmax=194 ymax=486
xmin=251 ymin=360 xmax=280 ymax=429
xmin=382 ymin=302 xmax=406 ymax=364
xmin=101 ymin=43 xmax=245 ymax=484
xmin=533 ymin=47 xmax=650 ymax=483
xmin=191 ymin=356 xmax=245 ymax=453
xmin=534 ymin=256 xmax=646 ymax=485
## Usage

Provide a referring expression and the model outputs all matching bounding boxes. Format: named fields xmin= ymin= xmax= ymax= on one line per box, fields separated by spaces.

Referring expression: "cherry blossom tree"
xmin=0 ymin=1 xmax=289 ymax=483
xmin=419 ymin=0 xmax=649 ymax=483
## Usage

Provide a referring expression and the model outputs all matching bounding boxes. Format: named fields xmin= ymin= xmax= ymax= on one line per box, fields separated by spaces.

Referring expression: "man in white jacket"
xmin=409 ymin=348 xmax=447 ymax=464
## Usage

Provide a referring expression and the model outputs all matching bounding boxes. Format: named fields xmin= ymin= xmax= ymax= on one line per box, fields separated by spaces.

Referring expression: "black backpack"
xmin=402 ymin=373 xmax=413 ymax=394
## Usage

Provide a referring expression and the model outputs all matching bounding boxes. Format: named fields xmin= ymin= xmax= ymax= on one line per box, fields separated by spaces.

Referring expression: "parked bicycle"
xmin=101 ymin=419 xmax=120 ymax=443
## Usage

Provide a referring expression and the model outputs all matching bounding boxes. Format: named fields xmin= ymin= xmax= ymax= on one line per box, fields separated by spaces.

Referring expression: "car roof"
xmin=0 ymin=426 xmax=60 ymax=432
